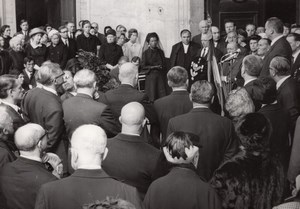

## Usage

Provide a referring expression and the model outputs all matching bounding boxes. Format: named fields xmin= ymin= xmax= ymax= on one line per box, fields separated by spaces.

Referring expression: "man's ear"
xmin=119 ymin=116 xmax=122 ymax=124
xmin=189 ymin=93 xmax=192 ymax=102
xmin=2 ymin=128 xmax=9 ymax=135
xmin=102 ymin=147 xmax=108 ymax=161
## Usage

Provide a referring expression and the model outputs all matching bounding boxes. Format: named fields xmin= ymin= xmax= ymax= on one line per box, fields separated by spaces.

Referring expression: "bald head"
xmin=211 ymin=26 xmax=220 ymax=41
xmin=199 ymin=20 xmax=209 ymax=34
xmin=120 ymin=102 xmax=145 ymax=126
xmin=15 ymin=123 xmax=45 ymax=152
xmin=71 ymin=125 xmax=107 ymax=155
xmin=119 ymin=63 xmax=138 ymax=85
xmin=227 ymin=42 xmax=238 ymax=53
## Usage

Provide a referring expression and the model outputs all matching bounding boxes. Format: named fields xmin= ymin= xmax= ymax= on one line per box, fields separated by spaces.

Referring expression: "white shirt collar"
xmin=276 ymin=75 xmax=290 ymax=89
xmin=193 ymin=104 xmax=209 ymax=109
xmin=243 ymin=78 xmax=256 ymax=86
xmin=293 ymin=49 xmax=300 ymax=62
xmin=77 ymin=165 xmax=101 ymax=169
xmin=0 ymin=100 xmax=20 ymax=113
xmin=20 ymin=155 xmax=42 ymax=162
xmin=182 ymin=43 xmax=189 ymax=54
xmin=271 ymin=35 xmax=284 ymax=46
xmin=43 ymin=86 xmax=58 ymax=96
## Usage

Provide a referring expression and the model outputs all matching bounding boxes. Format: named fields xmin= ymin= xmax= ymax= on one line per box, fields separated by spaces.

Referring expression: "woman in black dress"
xmin=0 ymin=36 xmax=12 ymax=75
xmin=47 ymin=32 xmax=68 ymax=69
xmin=0 ymin=25 xmax=11 ymax=50
xmin=141 ymin=32 xmax=166 ymax=102
xmin=24 ymin=28 xmax=47 ymax=67
xmin=8 ymin=36 xmax=25 ymax=73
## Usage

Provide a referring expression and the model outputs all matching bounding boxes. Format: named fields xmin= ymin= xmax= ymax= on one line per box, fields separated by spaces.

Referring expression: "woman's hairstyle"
xmin=82 ymin=20 xmax=91 ymax=28
xmin=164 ymin=132 xmax=194 ymax=160
xmin=128 ymin=28 xmax=138 ymax=39
xmin=225 ymin=87 xmax=255 ymax=119
xmin=104 ymin=26 xmax=112 ymax=36
xmin=0 ymin=25 xmax=10 ymax=36
xmin=235 ymin=112 xmax=271 ymax=153
xmin=9 ymin=36 xmax=22 ymax=50
xmin=145 ymin=32 xmax=159 ymax=43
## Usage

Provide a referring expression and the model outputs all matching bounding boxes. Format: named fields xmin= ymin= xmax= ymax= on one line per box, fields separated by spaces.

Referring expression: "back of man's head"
xmin=0 ymin=106 xmax=13 ymax=138
xmin=266 ymin=17 xmax=284 ymax=34
xmin=167 ymin=66 xmax=188 ymax=88
xmin=120 ymin=102 xmax=145 ymax=127
xmin=242 ymin=55 xmax=263 ymax=77
xmin=118 ymin=56 xmax=129 ymax=66
xmin=270 ymin=56 xmax=290 ymax=77
xmin=190 ymin=80 xmax=214 ymax=104
xmin=71 ymin=125 xmax=107 ymax=169
xmin=73 ymin=69 xmax=96 ymax=89
xmin=259 ymin=76 xmax=277 ymax=104
xmin=15 ymin=123 xmax=45 ymax=152
xmin=0 ymin=75 xmax=18 ymax=99
xmin=37 ymin=61 xmax=63 ymax=86
xmin=119 ymin=63 xmax=138 ymax=85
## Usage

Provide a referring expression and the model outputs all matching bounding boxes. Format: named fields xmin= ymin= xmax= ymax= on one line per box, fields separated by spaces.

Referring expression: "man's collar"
xmin=121 ymin=82 xmax=134 ymax=87
xmin=43 ymin=86 xmax=58 ymax=96
xmin=20 ymin=154 xmax=42 ymax=162
xmin=293 ymin=49 xmax=300 ymax=60
xmin=276 ymin=75 xmax=291 ymax=89
xmin=271 ymin=35 xmax=284 ymax=46
xmin=30 ymin=40 xmax=43 ymax=49
xmin=243 ymin=78 xmax=256 ymax=86
xmin=193 ymin=104 xmax=209 ymax=109
xmin=0 ymin=100 xmax=19 ymax=113
xmin=77 ymin=165 xmax=101 ymax=170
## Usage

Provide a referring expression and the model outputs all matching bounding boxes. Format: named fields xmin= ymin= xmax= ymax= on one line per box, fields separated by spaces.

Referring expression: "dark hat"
xmin=106 ymin=29 xmax=116 ymax=37
xmin=29 ymin=28 xmax=46 ymax=38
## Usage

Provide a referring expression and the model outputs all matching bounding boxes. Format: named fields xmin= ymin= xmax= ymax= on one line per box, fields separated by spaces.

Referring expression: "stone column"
xmin=0 ymin=0 xmax=17 ymax=34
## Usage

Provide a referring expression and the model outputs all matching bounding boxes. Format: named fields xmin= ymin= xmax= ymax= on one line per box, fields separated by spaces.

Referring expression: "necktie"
xmin=292 ymin=56 xmax=295 ymax=64
xmin=65 ymin=39 xmax=69 ymax=47
xmin=201 ymin=48 xmax=207 ymax=57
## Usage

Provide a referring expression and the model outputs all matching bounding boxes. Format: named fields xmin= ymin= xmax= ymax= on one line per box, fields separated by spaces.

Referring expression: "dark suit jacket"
xmin=169 ymin=41 xmax=201 ymax=72
xmin=260 ymin=37 xmax=292 ymax=76
xmin=288 ymin=116 xmax=300 ymax=183
xmin=215 ymin=40 xmax=227 ymax=55
xmin=291 ymin=53 xmax=300 ymax=78
xmin=192 ymin=33 xmax=203 ymax=48
xmin=0 ymin=103 xmax=25 ymax=131
xmin=154 ymin=90 xmax=192 ymax=141
xmin=21 ymin=88 xmax=65 ymax=153
xmin=61 ymin=38 xmax=77 ymax=60
xmin=34 ymin=169 xmax=143 ymax=209
xmin=102 ymin=133 xmax=161 ymax=196
xmin=244 ymin=79 xmax=264 ymax=111
xmin=22 ymin=70 xmax=37 ymax=91
xmin=277 ymin=77 xmax=300 ymax=134
xmin=60 ymin=91 xmax=74 ymax=102
xmin=259 ymin=103 xmax=290 ymax=168
xmin=143 ymin=166 xmax=222 ymax=209
xmin=0 ymin=157 xmax=57 ymax=209
xmin=62 ymin=93 xmax=119 ymax=138
xmin=167 ymin=108 xmax=238 ymax=180
xmin=0 ymin=140 xmax=17 ymax=169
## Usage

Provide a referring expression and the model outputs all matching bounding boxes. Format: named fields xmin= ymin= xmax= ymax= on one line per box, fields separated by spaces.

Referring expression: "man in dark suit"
xmin=91 ymin=22 xmax=106 ymax=45
xmin=287 ymin=33 xmax=300 ymax=83
xmin=212 ymin=26 xmax=227 ymax=55
xmin=22 ymin=62 xmax=66 ymax=162
xmin=22 ymin=57 xmax=37 ymax=91
xmin=260 ymin=17 xmax=292 ymax=76
xmin=241 ymin=55 xmax=264 ymax=111
xmin=167 ymin=80 xmax=238 ymax=181
xmin=221 ymin=42 xmax=245 ymax=97
xmin=0 ymin=75 xmax=25 ymax=131
xmin=258 ymin=76 xmax=290 ymax=171
xmin=15 ymin=19 xmax=30 ymax=42
xmin=0 ymin=107 xmax=17 ymax=168
xmin=0 ymin=124 xmax=57 ymax=209
xmin=66 ymin=22 xmax=75 ymax=39
xmin=100 ymin=63 xmax=159 ymax=145
xmin=269 ymin=56 xmax=300 ymax=136
xmin=103 ymin=102 xmax=161 ymax=198
xmin=35 ymin=125 xmax=143 ymax=209
xmin=170 ymin=29 xmax=201 ymax=76
xmin=59 ymin=25 xmax=77 ymax=60
xmin=191 ymin=20 xmax=209 ymax=47
xmin=63 ymin=69 xmax=119 ymax=138
xmin=154 ymin=66 xmax=192 ymax=142
xmin=60 ymin=70 xmax=76 ymax=102
xmin=144 ymin=132 xmax=222 ymax=209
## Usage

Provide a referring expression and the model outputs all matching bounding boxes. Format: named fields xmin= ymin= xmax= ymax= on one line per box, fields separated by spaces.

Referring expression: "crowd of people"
xmin=0 ymin=15 xmax=300 ymax=209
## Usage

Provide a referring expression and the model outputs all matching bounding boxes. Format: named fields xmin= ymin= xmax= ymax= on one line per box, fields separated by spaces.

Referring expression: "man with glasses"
xmin=0 ymin=123 xmax=57 ymax=209
xmin=58 ymin=25 xmax=77 ymax=60
xmin=91 ymin=22 xmax=106 ymax=45
xmin=21 ymin=62 xmax=67 ymax=170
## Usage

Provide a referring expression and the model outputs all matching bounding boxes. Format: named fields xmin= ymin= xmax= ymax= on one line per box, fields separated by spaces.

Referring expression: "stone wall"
xmin=76 ymin=0 xmax=204 ymax=57
xmin=0 ymin=0 xmax=17 ymax=34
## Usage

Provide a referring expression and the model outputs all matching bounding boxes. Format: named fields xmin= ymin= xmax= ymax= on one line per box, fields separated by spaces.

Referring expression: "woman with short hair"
xmin=0 ymin=25 xmax=11 ymax=50
xmin=47 ymin=32 xmax=68 ymax=69
xmin=8 ymin=36 xmax=25 ymax=73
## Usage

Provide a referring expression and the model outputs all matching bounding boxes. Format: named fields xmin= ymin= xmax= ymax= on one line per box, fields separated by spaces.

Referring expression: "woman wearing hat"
xmin=24 ymin=28 xmax=47 ymax=67
xmin=99 ymin=29 xmax=123 ymax=70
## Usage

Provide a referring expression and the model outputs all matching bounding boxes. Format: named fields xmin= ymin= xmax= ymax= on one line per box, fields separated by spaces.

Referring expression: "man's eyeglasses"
xmin=55 ymin=72 xmax=65 ymax=80
xmin=36 ymin=131 xmax=48 ymax=146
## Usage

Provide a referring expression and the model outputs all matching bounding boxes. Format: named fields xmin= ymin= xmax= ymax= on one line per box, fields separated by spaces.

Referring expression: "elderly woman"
xmin=141 ymin=32 xmax=167 ymax=101
xmin=144 ymin=132 xmax=221 ymax=209
xmin=47 ymin=31 xmax=68 ymax=69
xmin=211 ymin=113 xmax=285 ymax=209
xmin=24 ymin=28 xmax=47 ymax=67
xmin=8 ymin=36 xmax=25 ymax=73
xmin=0 ymin=25 xmax=11 ymax=49
xmin=225 ymin=87 xmax=255 ymax=125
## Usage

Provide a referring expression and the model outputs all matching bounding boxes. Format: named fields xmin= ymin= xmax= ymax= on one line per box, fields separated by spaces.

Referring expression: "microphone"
xmin=220 ymin=49 xmax=241 ymax=63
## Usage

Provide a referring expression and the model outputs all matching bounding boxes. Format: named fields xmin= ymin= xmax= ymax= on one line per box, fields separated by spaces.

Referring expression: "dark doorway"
xmin=265 ymin=0 xmax=296 ymax=24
